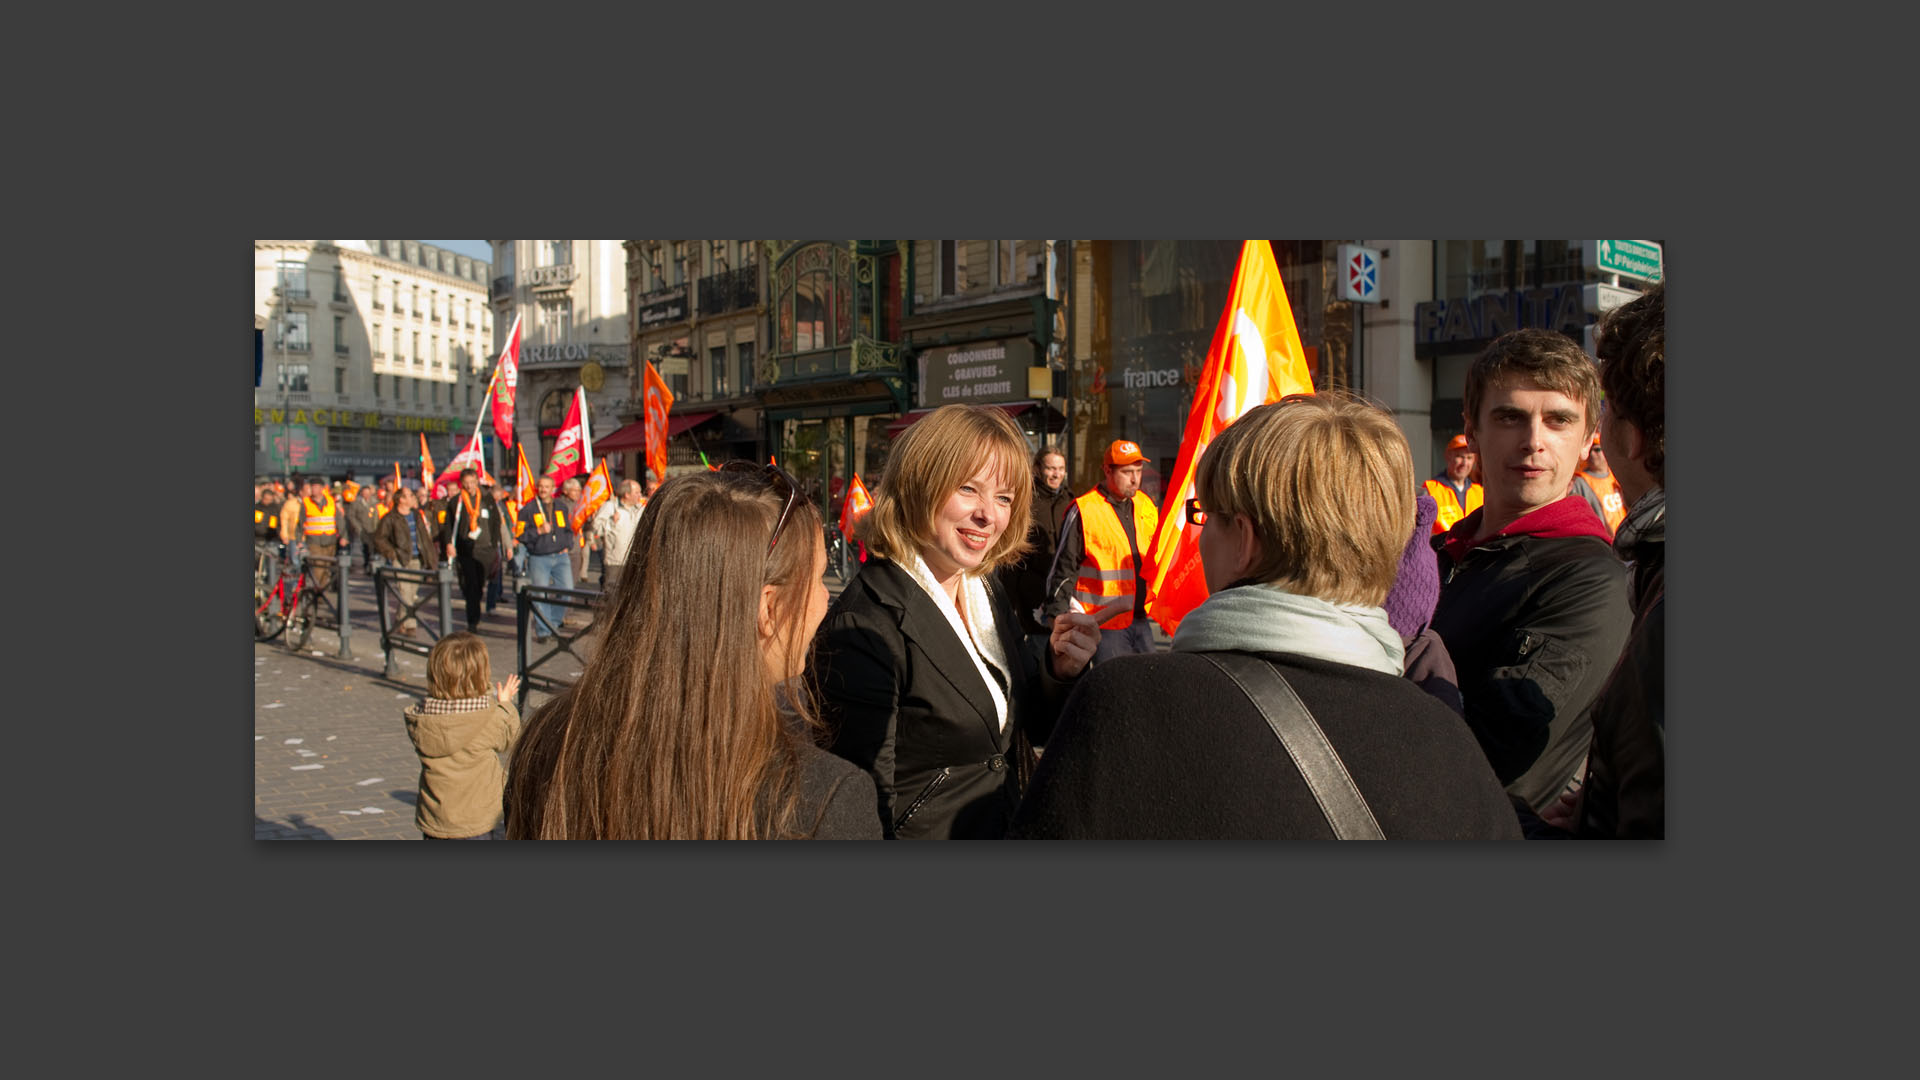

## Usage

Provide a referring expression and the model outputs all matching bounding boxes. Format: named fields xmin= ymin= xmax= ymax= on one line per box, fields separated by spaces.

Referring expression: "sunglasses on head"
xmin=718 ymin=460 xmax=802 ymax=556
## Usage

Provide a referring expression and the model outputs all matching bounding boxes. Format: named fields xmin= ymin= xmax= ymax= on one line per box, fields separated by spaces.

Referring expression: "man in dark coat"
xmin=1430 ymin=330 xmax=1633 ymax=816
xmin=1542 ymin=283 xmax=1666 ymax=839
xmin=996 ymin=444 xmax=1074 ymax=637
xmin=372 ymin=485 xmax=441 ymax=635
xmin=438 ymin=468 xmax=514 ymax=632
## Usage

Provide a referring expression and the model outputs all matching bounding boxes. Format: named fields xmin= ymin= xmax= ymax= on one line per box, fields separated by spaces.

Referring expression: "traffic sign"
xmin=1584 ymin=239 xmax=1663 ymax=283
xmin=1337 ymin=244 xmax=1382 ymax=303
xmin=1582 ymin=282 xmax=1643 ymax=315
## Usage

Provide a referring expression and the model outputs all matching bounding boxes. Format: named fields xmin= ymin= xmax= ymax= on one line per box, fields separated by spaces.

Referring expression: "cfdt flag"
xmin=1143 ymin=240 xmax=1314 ymax=637
xmin=571 ymin=460 xmax=612 ymax=534
xmin=642 ymin=359 xmax=675 ymax=485
xmin=514 ymin=444 xmax=537 ymax=506
xmin=489 ymin=313 xmax=524 ymax=446
xmin=839 ymin=473 xmax=874 ymax=538
xmin=544 ymin=386 xmax=593 ymax=486
xmin=418 ymin=433 xmax=436 ymax=489
xmin=436 ymin=426 xmax=496 ymax=489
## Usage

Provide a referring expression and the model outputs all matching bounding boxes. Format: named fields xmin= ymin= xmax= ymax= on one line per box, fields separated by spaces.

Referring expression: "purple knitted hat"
xmin=1383 ymin=491 xmax=1440 ymax=645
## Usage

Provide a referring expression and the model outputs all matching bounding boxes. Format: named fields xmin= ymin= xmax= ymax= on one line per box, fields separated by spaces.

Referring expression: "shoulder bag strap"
xmin=1198 ymin=652 xmax=1385 ymax=840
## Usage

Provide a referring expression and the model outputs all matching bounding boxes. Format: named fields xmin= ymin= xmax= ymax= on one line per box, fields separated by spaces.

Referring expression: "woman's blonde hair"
xmin=427 ymin=632 xmax=491 ymax=700
xmin=857 ymin=404 xmax=1033 ymax=575
xmin=506 ymin=469 xmax=826 ymax=839
xmin=1194 ymin=392 xmax=1414 ymax=607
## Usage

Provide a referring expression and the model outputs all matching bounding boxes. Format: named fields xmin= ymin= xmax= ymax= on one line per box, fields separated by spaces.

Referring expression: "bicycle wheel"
xmin=286 ymin=590 xmax=314 ymax=650
xmin=255 ymin=576 xmax=288 ymax=641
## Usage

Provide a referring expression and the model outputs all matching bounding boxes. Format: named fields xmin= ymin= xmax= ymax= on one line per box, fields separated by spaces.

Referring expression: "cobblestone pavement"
xmin=254 ymin=553 xmax=1164 ymax=840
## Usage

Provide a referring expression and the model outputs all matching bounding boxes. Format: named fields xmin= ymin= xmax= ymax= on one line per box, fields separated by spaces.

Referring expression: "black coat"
xmin=996 ymin=483 xmax=1076 ymax=634
xmin=1576 ymin=494 xmax=1665 ymax=838
xmin=788 ymin=742 xmax=884 ymax=840
xmin=1007 ymin=651 xmax=1521 ymax=840
xmin=1430 ymin=521 xmax=1631 ymax=813
xmin=810 ymin=557 xmax=1073 ymax=839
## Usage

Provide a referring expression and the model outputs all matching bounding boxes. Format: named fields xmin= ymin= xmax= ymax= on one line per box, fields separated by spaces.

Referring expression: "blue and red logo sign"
xmin=1347 ymin=249 xmax=1377 ymax=300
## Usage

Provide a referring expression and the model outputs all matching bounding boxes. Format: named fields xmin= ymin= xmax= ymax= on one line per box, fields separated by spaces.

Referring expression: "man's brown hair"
xmin=1463 ymin=328 xmax=1603 ymax=437
xmin=1595 ymin=282 xmax=1665 ymax=484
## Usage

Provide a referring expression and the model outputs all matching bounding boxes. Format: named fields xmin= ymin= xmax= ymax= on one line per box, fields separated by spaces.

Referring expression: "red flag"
xmin=838 ymin=473 xmax=874 ymax=537
xmin=392 ymin=462 xmax=402 ymax=492
xmin=435 ymin=426 xmax=496 ymax=488
xmin=571 ymin=459 xmax=612 ymax=534
xmin=544 ymin=386 xmax=592 ymax=486
xmin=489 ymin=314 xmax=523 ymax=446
xmin=642 ymin=360 xmax=675 ymax=485
xmin=1143 ymin=240 xmax=1315 ymax=637
xmin=418 ymin=433 xmax=436 ymax=490
xmin=514 ymin=444 xmax=536 ymax=506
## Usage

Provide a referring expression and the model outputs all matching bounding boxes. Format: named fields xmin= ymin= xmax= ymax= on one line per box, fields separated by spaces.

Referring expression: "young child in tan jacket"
xmin=403 ymin=632 xmax=521 ymax=840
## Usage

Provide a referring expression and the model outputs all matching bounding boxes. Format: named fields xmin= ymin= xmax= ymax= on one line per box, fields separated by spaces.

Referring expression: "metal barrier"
xmin=514 ymin=582 xmax=607 ymax=712
xmin=285 ymin=553 xmax=355 ymax=659
xmin=372 ymin=560 xmax=456 ymax=678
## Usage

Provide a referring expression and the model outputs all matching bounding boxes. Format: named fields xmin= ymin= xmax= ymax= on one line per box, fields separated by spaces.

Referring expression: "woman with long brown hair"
xmin=811 ymin=405 xmax=1102 ymax=839
xmin=505 ymin=465 xmax=880 ymax=839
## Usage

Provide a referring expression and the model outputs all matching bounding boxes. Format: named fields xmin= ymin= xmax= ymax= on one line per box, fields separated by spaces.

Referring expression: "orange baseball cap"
xmin=1446 ymin=434 xmax=1470 ymax=451
xmin=1591 ymin=433 xmax=1603 ymax=448
xmin=1105 ymin=439 xmax=1147 ymax=466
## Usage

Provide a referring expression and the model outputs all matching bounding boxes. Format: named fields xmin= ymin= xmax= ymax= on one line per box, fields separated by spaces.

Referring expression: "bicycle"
xmin=254 ymin=550 xmax=325 ymax=649
xmin=824 ymin=523 xmax=850 ymax=583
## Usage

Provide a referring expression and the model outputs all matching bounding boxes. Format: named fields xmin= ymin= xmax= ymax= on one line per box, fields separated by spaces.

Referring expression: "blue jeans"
xmin=526 ymin=550 xmax=573 ymax=636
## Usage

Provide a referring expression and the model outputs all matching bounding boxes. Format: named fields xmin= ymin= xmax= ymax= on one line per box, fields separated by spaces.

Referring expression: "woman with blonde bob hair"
xmin=506 ymin=465 xmax=880 ymax=839
xmin=1010 ymin=393 xmax=1519 ymax=840
xmin=811 ymin=404 xmax=1101 ymax=839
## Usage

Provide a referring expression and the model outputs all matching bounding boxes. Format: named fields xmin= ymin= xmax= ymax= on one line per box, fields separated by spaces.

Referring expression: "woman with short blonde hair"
xmin=1011 ymin=392 xmax=1520 ymax=840
xmin=813 ymin=405 xmax=1101 ymax=839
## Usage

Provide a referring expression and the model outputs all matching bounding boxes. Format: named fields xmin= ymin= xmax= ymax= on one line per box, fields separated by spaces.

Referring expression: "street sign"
xmin=1584 ymin=239 xmax=1663 ymax=283
xmin=1337 ymin=244 xmax=1383 ymax=303
xmin=1582 ymin=282 xmax=1643 ymax=315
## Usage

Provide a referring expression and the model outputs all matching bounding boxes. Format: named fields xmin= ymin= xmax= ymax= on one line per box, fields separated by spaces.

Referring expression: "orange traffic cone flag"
xmin=839 ymin=473 xmax=874 ymax=537
xmin=1143 ymin=240 xmax=1315 ymax=637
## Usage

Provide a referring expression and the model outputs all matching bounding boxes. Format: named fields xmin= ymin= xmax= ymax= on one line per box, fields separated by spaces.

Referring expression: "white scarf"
xmin=1171 ymin=583 xmax=1404 ymax=676
xmin=902 ymin=554 xmax=1011 ymax=731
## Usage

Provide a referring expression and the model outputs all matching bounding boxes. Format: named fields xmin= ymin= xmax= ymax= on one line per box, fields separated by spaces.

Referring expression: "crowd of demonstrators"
xmin=1009 ymin=395 xmax=1519 ymax=840
xmin=506 ymin=466 xmax=880 ymax=840
xmin=808 ymin=406 xmax=1101 ymax=840
xmin=1571 ymin=434 xmax=1628 ymax=537
xmin=405 ymin=632 xmax=521 ymax=840
xmin=260 ymin=296 xmax=1668 ymax=842
xmin=1541 ymin=282 xmax=1666 ymax=838
xmin=1426 ymin=434 xmax=1483 ymax=536
xmin=371 ymin=484 xmax=440 ymax=636
xmin=559 ymin=476 xmax=590 ymax=587
xmin=1042 ymin=439 xmax=1163 ymax=662
xmin=1430 ymin=328 xmax=1633 ymax=823
xmin=994 ymin=444 xmax=1074 ymax=640
xmin=590 ymin=478 xmax=647 ymax=592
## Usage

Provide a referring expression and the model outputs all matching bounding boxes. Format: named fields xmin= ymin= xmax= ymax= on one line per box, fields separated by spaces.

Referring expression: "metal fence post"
xmin=376 ymin=560 xmax=399 ymax=679
xmin=516 ymin=584 xmax=530 ymax=713
xmin=437 ymin=561 xmax=455 ymax=638
xmin=335 ymin=552 xmax=353 ymax=659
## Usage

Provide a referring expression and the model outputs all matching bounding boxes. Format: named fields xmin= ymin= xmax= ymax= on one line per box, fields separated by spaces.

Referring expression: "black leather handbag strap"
xmin=1199 ymin=652 xmax=1385 ymax=840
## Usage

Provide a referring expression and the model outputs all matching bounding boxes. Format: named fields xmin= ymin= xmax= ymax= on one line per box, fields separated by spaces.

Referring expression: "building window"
xmin=710 ymin=345 xmax=728 ymax=398
xmin=431 ymin=381 xmax=439 ymax=405
xmin=709 ymin=240 xmax=729 ymax=275
xmin=277 ymin=259 xmax=308 ymax=300
xmin=432 ymin=336 xmax=441 ymax=368
xmin=465 ymin=383 xmax=472 ymax=410
xmin=333 ymin=315 xmax=346 ymax=353
xmin=548 ymin=240 xmax=572 ymax=267
xmin=412 ymin=378 xmax=420 ymax=403
xmin=539 ymin=298 xmax=572 ymax=345
xmin=372 ymin=323 xmax=383 ymax=357
xmin=430 ymin=290 xmax=439 ymax=322
xmin=737 ymin=340 xmax=755 ymax=393
xmin=276 ymin=311 xmax=309 ymax=350
xmin=672 ymin=241 xmax=690 ymax=285
xmin=412 ymin=332 xmax=421 ymax=365
xmin=393 ymin=328 xmax=403 ymax=361
xmin=738 ymin=240 xmax=758 ymax=267
xmin=371 ymin=275 xmax=383 ymax=309
xmin=279 ymin=361 xmax=309 ymax=393
xmin=374 ymin=373 xmax=382 ymax=399
xmin=335 ymin=368 xmax=345 ymax=394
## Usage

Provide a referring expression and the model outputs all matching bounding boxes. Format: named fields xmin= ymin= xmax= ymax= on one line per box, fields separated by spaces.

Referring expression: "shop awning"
xmin=667 ymin=411 xmax=720 ymax=437
xmin=591 ymin=411 xmax=722 ymax=452
xmin=886 ymin=402 xmax=1035 ymax=436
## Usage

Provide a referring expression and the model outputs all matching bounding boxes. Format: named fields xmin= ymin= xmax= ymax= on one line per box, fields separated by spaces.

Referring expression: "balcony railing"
xmin=373 ymin=300 xmax=385 ymax=310
xmin=697 ymin=265 xmax=759 ymax=315
xmin=279 ymin=339 xmax=311 ymax=353
xmin=279 ymin=284 xmax=310 ymax=300
xmin=491 ymin=275 xmax=514 ymax=301
xmin=335 ymin=343 xmax=350 ymax=355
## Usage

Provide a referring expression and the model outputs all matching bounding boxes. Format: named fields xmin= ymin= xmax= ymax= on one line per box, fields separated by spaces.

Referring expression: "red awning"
xmin=885 ymin=401 xmax=1034 ymax=435
xmin=591 ymin=420 xmax=649 ymax=452
xmin=590 ymin=411 xmax=721 ymax=453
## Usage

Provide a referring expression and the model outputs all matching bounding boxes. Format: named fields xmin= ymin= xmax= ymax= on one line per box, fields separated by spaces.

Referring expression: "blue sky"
xmin=421 ymin=239 xmax=492 ymax=262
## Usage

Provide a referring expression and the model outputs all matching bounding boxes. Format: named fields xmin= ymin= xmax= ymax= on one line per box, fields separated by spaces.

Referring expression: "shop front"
xmin=252 ymin=404 xmax=470 ymax=484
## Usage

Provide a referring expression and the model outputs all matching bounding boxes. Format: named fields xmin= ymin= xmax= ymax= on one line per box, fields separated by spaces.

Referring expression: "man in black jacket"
xmin=1430 ymin=329 xmax=1632 ymax=816
xmin=439 ymin=468 xmax=515 ymax=632
xmin=996 ymin=444 xmax=1074 ymax=637
xmin=1543 ymin=283 xmax=1666 ymax=838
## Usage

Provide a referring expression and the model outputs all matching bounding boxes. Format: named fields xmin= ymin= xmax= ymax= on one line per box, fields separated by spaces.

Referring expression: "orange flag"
xmin=392 ymin=462 xmax=402 ymax=491
xmin=1143 ymin=240 xmax=1315 ymax=637
xmin=572 ymin=460 xmax=613 ymax=533
xmin=514 ymin=444 xmax=536 ymax=506
xmin=418 ymin=432 xmax=436 ymax=488
xmin=642 ymin=359 xmax=675 ymax=485
xmin=839 ymin=473 xmax=873 ymax=537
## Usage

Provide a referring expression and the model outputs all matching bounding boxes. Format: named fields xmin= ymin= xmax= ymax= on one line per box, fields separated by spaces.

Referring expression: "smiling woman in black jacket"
xmin=810 ymin=406 xmax=1102 ymax=839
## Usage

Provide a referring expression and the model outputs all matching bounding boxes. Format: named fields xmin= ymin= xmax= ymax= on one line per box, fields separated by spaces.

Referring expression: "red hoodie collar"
xmin=1441 ymin=494 xmax=1613 ymax=562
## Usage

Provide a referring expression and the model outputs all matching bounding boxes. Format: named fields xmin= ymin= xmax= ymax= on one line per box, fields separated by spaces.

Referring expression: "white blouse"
xmin=902 ymin=553 xmax=1012 ymax=732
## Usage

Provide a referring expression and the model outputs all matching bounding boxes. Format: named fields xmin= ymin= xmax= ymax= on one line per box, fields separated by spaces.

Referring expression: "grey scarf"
xmin=1170 ymin=583 xmax=1405 ymax=676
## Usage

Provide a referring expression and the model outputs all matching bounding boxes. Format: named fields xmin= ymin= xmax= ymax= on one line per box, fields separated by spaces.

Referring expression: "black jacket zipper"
xmin=895 ymin=767 xmax=953 ymax=829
